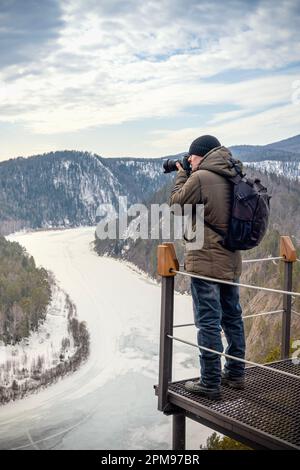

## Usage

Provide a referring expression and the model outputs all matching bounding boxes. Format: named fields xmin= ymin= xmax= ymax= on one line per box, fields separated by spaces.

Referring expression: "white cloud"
xmin=0 ymin=0 xmax=299 ymax=154
xmin=1 ymin=70 xmax=297 ymax=135
xmin=150 ymin=101 xmax=300 ymax=150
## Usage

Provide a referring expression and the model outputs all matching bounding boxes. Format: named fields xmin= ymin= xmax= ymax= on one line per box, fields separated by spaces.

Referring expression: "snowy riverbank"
xmin=0 ymin=281 xmax=89 ymax=404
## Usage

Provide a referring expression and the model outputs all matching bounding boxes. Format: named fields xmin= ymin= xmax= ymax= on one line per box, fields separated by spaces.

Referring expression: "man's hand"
xmin=176 ymin=162 xmax=183 ymax=171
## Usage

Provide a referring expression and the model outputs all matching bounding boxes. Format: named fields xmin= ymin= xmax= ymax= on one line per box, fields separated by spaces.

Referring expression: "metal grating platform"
xmin=162 ymin=360 xmax=300 ymax=449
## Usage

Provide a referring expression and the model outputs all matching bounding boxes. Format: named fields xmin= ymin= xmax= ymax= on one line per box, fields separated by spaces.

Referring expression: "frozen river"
xmin=1 ymin=227 xmax=212 ymax=450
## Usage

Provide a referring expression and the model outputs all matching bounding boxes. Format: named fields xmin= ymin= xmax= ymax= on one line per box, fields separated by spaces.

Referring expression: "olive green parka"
xmin=169 ymin=146 xmax=243 ymax=281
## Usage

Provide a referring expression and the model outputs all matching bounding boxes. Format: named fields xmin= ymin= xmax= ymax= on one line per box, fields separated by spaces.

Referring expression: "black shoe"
xmin=221 ymin=372 xmax=245 ymax=390
xmin=184 ymin=380 xmax=222 ymax=401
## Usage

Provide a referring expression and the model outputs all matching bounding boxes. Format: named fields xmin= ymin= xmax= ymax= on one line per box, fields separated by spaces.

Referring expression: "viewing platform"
xmin=155 ymin=237 xmax=300 ymax=450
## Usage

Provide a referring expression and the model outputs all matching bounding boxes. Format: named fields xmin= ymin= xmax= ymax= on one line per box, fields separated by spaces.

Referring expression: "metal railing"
xmin=242 ymin=256 xmax=284 ymax=263
xmin=167 ymin=335 xmax=300 ymax=381
xmin=157 ymin=236 xmax=299 ymax=413
xmin=174 ymin=309 xmax=285 ymax=328
xmin=171 ymin=270 xmax=300 ymax=297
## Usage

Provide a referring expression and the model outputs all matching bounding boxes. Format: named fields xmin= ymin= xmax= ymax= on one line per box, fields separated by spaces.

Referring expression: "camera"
xmin=163 ymin=153 xmax=191 ymax=175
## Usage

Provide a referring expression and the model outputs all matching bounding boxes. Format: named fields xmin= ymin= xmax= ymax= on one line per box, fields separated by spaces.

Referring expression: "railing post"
xmin=280 ymin=236 xmax=296 ymax=359
xmin=157 ymin=243 xmax=178 ymax=412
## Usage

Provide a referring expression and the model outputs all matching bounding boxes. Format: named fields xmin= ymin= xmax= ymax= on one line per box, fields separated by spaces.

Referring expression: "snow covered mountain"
xmin=0 ymin=134 xmax=299 ymax=235
xmin=230 ymin=134 xmax=300 ymax=179
xmin=245 ymin=160 xmax=300 ymax=180
xmin=0 ymin=151 xmax=168 ymax=235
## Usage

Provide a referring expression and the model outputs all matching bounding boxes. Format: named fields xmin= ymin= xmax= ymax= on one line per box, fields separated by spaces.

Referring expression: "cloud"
xmin=0 ymin=0 xmax=299 ymax=154
xmin=0 ymin=69 xmax=297 ymax=134
xmin=149 ymin=101 xmax=300 ymax=149
xmin=0 ymin=0 xmax=64 ymax=69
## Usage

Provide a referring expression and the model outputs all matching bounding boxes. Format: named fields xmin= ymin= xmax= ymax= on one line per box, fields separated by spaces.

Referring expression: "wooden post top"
xmin=280 ymin=236 xmax=297 ymax=262
xmin=157 ymin=243 xmax=179 ymax=277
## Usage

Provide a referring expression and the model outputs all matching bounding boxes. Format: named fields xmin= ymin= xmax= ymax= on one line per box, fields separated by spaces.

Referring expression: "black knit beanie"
xmin=188 ymin=135 xmax=221 ymax=157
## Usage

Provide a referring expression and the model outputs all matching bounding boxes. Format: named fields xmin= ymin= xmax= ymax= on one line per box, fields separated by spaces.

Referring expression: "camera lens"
xmin=163 ymin=159 xmax=178 ymax=173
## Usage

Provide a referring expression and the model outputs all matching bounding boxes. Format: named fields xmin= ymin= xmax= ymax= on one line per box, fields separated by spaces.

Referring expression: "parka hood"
xmin=195 ymin=146 xmax=243 ymax=178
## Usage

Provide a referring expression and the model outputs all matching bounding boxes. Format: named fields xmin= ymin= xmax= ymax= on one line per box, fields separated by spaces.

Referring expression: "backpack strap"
xmin=228 ymin=157 xmax=245 ymax=183
xmin=228 ymin=173 xmax=243 ymax=184
xmin=204 ymin=220 xmax=236 ymax=252
xmin=198 ymin=157 xmax=243 ymax=251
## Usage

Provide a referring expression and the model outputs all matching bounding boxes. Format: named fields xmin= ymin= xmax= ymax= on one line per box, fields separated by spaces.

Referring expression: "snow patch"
xmin=245 ymin=160 xmax=300 ymax=180
xmin=0 ymin=284 xmax=76 ymax=389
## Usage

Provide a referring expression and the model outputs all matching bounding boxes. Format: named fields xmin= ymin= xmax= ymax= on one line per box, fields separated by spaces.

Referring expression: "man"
xmin=169 ymin=135 xmax=246 ymax=401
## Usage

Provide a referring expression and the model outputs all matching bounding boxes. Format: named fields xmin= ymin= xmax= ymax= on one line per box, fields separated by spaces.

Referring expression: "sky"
xmin=0 ymin=0 xmax=300 ymax=161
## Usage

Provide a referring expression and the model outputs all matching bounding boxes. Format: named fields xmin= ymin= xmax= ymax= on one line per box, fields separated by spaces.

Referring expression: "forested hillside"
xmin=0 ymin=235 xmax=90 ymax=403
xmin=0 ymin=236 xmax=51 ymax=344
xmin=0 ymin=151 xmax=165 ymax=235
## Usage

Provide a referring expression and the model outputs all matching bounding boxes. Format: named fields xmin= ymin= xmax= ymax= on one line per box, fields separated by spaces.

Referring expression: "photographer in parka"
xmin=169 ymin=135 xmax=246 ymax=400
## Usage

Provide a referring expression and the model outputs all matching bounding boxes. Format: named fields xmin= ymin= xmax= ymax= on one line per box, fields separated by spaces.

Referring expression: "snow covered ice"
xmin=0 ymin=227 xmax=212 ymax=450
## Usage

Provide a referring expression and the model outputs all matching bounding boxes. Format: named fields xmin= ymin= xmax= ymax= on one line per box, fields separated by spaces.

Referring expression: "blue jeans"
xmin=191 ymin=277 xmax=246 ymax=388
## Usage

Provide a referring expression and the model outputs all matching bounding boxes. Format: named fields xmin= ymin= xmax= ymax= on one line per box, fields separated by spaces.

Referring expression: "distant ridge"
xmin=264 ymin=134 xmax=300 ymax=153
xmin=230 ymin=134 xmax=300 ymax=162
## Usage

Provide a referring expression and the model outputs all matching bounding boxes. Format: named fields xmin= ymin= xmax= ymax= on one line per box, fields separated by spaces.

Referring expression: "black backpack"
xmin=205 ymin=164 xmax=271 ymax=252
